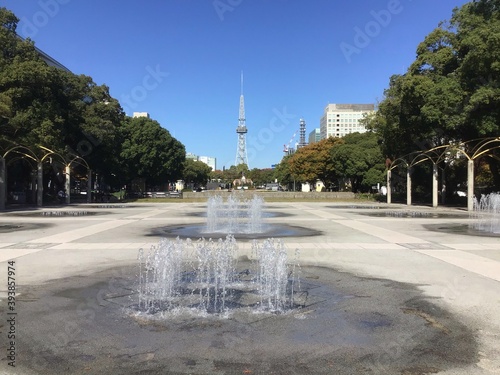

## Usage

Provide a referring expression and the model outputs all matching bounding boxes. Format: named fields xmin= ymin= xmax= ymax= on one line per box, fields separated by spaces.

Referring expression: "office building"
xmin=308 ymin=128 xmax=321 ymax=144
xmin=320 ymin=104 xmax=375 ymax=139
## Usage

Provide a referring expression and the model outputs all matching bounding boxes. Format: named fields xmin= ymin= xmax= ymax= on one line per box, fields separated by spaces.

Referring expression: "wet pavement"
xmin=0 ymin=201 xmax=499 ymax=374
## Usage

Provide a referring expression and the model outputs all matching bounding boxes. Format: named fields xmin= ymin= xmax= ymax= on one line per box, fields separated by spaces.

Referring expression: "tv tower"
xmin=235 ymin=72 xmax=249 ymax=167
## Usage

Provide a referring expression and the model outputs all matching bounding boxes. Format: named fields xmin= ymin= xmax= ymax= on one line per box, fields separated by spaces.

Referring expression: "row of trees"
xmin=364 ymin=0 xmax=500 ymax=190
xmin=3 ymin=0 xmax=500 ymax=199
xmin=1 ymin=8 xmax=185 ymax=196
xmin=273 ymin=132 xmax=385 ymax=193
xmin=275 ymin=0 xmax=500 ymax=195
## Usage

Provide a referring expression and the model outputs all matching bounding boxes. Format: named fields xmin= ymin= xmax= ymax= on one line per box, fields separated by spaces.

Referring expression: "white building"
xmin=320 ymin=104 xmax=375 ymax=139
xmin=132 ymin=112 xmax=150 ymax=118
xmin=198 ymin=156 xmax=216 ymax=171
xmin=186 ymin=153 xmax=216 ymax=171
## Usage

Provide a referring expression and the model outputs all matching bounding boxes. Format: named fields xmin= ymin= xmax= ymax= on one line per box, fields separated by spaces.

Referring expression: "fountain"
xmin=470 ymin=192 xmax=500 ymax=234
xmin=151 ymin=193 xmax=320 ymax=239
xmin=205 ymin=194 xmax=264 ymax=234
xmin=136 ymin=235 xmax=300 ymax=316
xmin=12 ymin=199 xmax=480 ymax=374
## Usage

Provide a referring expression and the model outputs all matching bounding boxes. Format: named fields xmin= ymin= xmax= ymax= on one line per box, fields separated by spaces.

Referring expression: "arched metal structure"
xmin=0 ymin=144 xmax=91 ymax=210
xmin=386 ymin=137 xmax=500 ymax=211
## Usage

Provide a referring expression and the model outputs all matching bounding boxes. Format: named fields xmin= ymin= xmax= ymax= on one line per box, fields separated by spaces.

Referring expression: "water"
xmin=205 ymin=194 xmax=264 ymax=234
xmin=137 ymin=236 xmax=300 ymax=316
xmin=153 ymin=193 xmax=320 ymax=239
xmin=253 ymin=238 xmax=300 ymax=312
xmin=470 ymin=192 xmax=500 ymax=234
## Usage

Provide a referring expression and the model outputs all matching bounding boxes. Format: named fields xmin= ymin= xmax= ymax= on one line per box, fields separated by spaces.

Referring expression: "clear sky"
xmin=3 ymin=0 xmax=470 ymax=170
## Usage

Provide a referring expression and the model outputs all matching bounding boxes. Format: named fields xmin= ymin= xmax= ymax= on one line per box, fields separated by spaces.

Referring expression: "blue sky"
xmin=4 ymin=0 xmax=470 ymax=169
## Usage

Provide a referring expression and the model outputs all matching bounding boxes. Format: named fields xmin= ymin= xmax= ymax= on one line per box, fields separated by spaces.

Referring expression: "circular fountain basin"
xmin=15 ymin=264 xmax=478 ymax=375
xmin=358 ymin=210 xmax=468 ymax=219
xmin=10 ymin=210 xmax=108 ymax=217
xmin=424 ymin=223 xmax=500 ymax=237
xmin=0 ymin=223 xmax=52 ymax=232
xmin=150 ymin=223 xmax=321 ymax=239
xmin=327 ymin=204 xmax=387 ymax=209
xmin=90 ymin=204 xmax=131 ymax=209
xmin=188 ymin=211 xmax=291 ymax=218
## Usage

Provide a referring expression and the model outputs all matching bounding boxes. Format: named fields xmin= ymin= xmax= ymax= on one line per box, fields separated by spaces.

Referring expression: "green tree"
xmin=274 ymin=154 xmax=294 ymax=189
xmin=183 ymin=159 xmax=212 ymax=188
xmin=289 ymin=137 xmax=341 ymax=187
xmin=247 ymin=168 xmax=275 ymax=187
xmin=367 ymin=0 xmax=500 ymax=189
xmin=0 ymin=92 xmax=11 ymax=119
xmin=119 ymin=117 xmax=185 ymax=187
xmin=369 ymin=0 xmax=500 ymax=151
xmin=330 ymin=132 xmax=385 ymax=193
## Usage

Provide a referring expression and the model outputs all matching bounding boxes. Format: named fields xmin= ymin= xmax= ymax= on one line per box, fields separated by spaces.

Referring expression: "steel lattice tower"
xmin=235 ymin=72 xmax=249 ymax=167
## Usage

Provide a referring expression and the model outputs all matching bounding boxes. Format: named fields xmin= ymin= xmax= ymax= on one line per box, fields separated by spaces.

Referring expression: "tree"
xmin=247 ymin=168 xmax=275 ymax=187
xmin=367 ymin=0 xmax=500 ymax=189
xmin=274 ymin=154 xmax=294 ymax=189
xmin=288 ymin=137 xmax=342 ymax=187
xmin=119 ymin=117 xmax=185 ymax=188
xmin=0 ymin=7 xmax=124 ymax=178
xmin=0 ymin=92 xmax=11 ymax=119
xmin=330 ymin=132 xmax=385 ymax=193
xmin=183 ymin=159 xmax=212 ymax=188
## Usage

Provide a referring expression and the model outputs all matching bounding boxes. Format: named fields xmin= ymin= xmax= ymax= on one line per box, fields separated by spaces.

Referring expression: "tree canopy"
xmin=288 ymin=137 xmax=342 ymax=187
xmin=183 ymin=158 xmax=212 ymax=187
xmin=1 ymin=7 xmax=187 ymax=193
xmin=330 ymin=132 xmax=385 ymax=192
xmin=367 ymin=0 xmax=500 ymax=163
xmin=119 ymin=117 xmax=185 ymax=186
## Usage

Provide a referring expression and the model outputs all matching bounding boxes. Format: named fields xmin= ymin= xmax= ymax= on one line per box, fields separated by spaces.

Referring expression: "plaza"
xmin=0 ymin=200 xmax=499 ymax=374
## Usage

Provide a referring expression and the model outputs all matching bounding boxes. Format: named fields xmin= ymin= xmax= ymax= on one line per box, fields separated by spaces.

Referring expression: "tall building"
xmin=235 ymin=72 xmax=249 ymax=167
xmin=320 ymin=103 xmax=375 ymax=139
xmin=298 ymin=118 xmax=307 ymax=148
xmin=308 ymin=128 xmax=321 ymax=144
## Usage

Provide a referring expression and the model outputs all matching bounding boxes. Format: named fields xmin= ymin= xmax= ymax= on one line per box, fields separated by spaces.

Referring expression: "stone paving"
xmin=0 ymin=201 xmax=499 ymax=374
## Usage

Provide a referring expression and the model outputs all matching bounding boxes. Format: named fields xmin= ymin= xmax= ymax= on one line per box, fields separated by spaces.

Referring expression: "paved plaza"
xmin=0 ymin=201 xmax=499 ymax=374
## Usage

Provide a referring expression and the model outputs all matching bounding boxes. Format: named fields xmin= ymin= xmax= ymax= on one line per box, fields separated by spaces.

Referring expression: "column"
xmin=432 ymin=163 xmax=438 ymax=208
xmin=87 ymin=169 xmax=92 ymax=203
xmin=441 ymin=168 xmax=446 ymax=205
xmin=65 ymin=165 xmax=71 ymax=204
xmin=387 ymin=169 xmax=392 ymax=204
xmin=467 ymin=159 xmax=474 ymax=211
xmin=37 ymin=161 xmax=43 ymax=207
xmin=406 ymin=167 xmax=412 ymax=206
xmin=31 ymin=170 xmax=37 ymax=204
